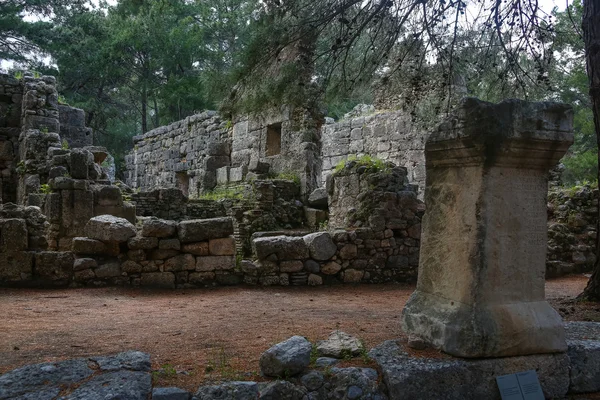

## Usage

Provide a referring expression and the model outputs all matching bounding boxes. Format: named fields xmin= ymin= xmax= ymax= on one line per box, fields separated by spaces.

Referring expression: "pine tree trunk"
xmin=580 ymin=0 xmax=600 ymax=300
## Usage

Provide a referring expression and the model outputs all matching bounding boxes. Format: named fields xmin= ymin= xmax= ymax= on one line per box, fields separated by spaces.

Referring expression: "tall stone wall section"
xmin=124 ymin=112 xmax=230 ymax=195
xmin=0 ymin=74 xmax=23 ymax=204
xmin=320 ymin=111 xmax=426 ymax=194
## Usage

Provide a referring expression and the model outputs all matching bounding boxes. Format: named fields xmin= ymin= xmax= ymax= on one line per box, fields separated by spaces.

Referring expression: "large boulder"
xmin=259 ymin=336 xmax=312 ymax=378
xmin=308 ymin=188 xmax=328 ymax=209
xmin=178 ymin=217 xmax=234 ymax=243
xmin=303 ymin=232 xmax=336 ymax=261
xmin=195 ymin=381 xmax=258 ymax=400
xmin=253 ymin=236 xmax=309 ymax=261
xmin=86 ymin=215 xmax=136 ymax=243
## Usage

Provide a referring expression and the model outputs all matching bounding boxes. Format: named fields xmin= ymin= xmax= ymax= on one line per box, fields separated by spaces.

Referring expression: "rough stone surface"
xmin=402 ymin=98 xmax=573 ymax=358
xmin=568 ymin=339 xmax=600 ymax=393
xmin=194 ymin=381 xmax=259 ymax=400
xmin=253 ymin=236 xmax=309 ymax=261
xmin=178 ymin=218 xmax=234 ymax=243
xmin=370 ymin=340 xmax=570 ymax=400
xmin=303 ymin=232 xmax=336 ymax=261
xmin=85 ymin=215 xmax=136 ymax=243
xmin=62 ymin=370 xmax=151 ymax=400
xmin=141 ymin=218 xmax=177 ymax=238
xmin=317 ymin=331 xmax=364 ymax=358
xmin=153 ymin=387 xmax=191 ymax=400
xmin=259 ymin=336 xmax=312 ymax=377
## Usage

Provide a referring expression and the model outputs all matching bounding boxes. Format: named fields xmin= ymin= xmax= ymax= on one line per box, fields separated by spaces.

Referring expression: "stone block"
xmin=95 ymin=262 xmax=121 ymax=278
xmin=86 ymin=215 xmax=136 ymax=243
xmin=0 ymin=252 xmax=34 ymax=283
xmin=189 ymin=272 xmax=215 ymax=284
xmin=178 ymin=217 xmax=233 ymax=243
xmin=159 ymin=238 xmax=181 ymax=251
xmin=280 ymin=260 xmax=304 ymax=273
xmin=568 ymin=340 xmax=600 ymax=393
xmin=342 ymin=269 xmax=364 ymax=283
xmin=151 ymin=249 xmax=180 ymax=260
xmin=164 ymin=254 xmax=195 ymax=272
xmin=34 ymin=251 xmax=74 ymax=286
xmin=181 ymin=242 xmax=209 ymax=256
xmin=308 ymin=188 xmax=328 ymax=209
xmin=152 ymin=387 xmax=190 ymax=400
xmin=121 ymin=260 xmax=143 ymax=274
xmin=196 ymin=256 xmax=235 ymax=271
xmin=370 ymin=340 xmax=570 ymax=400
xmin=72 ymin=237 xmax=106 ymax=255
xmin=228 ymin=166 xmax=246 ymax=182
xmin=141 ymin=272 xmax=175 ymax=288
xmin=303 ymin=232 xmax=336 ymax=261
xmin=1 ymin=218 xmax=28 ymax=252
xmin=128 ymin=236 xmax=158 ymax=250
xmin=308 ymin=274 xmax=323 ymax=286
xmin=69 ymin=149 xmax=93 ymax=179
xmin=216 ymin=166 xmax=229 ymax=185
xmin=253 ymin=235 xmax=309 ymax=261
xmin=128 ymin=249 xmax=146 ymax=262
xmin=321 ymin=261 xmax=342 ymax=275
xmin=208 ymin=237 xmax=235 ymax=256
xmin=141 ymin=218 xmax=177 ymax=238
xmin=73 ymin=258 xmax=97 ymax=271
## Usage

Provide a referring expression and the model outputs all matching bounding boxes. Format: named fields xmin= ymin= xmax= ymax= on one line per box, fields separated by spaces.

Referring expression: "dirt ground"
xmin=0 ymin=274 xmax=596 ymax=392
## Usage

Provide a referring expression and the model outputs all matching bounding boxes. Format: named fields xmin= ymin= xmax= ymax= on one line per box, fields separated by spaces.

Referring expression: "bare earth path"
xmin=0 ymin=274 xmax=592 ymax=391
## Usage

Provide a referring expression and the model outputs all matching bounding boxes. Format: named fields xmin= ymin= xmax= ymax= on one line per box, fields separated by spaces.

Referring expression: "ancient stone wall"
xmin=124 ymin=111 xmax=230 ymax=195
xmin=132 ymin=188 xmax=227 ymax=220
xmin=0 ymin=74 xmax=22 ymax=204
xmin=58 ymin=105 xmax=93 ymax=148
xmin=547 ymin=184 xmax=598 ymax=277
xmin=320 ymin=110 xmax=426 ymax=194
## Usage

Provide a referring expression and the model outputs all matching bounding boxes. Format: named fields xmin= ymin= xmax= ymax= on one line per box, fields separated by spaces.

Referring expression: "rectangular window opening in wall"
xmin=266 ymin=123 xmax=282 ymax=156
xmin=176 ymin=172 xmax=190 ymax=197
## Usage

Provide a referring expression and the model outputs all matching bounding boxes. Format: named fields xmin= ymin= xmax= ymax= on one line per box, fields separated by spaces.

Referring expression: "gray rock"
xmin=71 ymin=237 xmax=106 ymax=254
xmin=73 ymin=258 xmax=97 ymax=271
xmin=369 ymin=340 xmax=569 ymax=400
xmin=253 ymin=236 xmax=309 ymax=261
xmin=327 ymin=367 xmax=383 ymax=400
xmin=303 ymin=232 xmax=336 ymax=261
xmin=178 ymin=217 xmax=234 ymax=243
xmin=315 ymin=357 xmax=339 ymax=368
xmin=153 ymin=387 xmax=191 ymax=400
xmin=568 ymin=339 xmax=600 ymax=393
xmin=195 ymin=381 xmax=259 ymax=400
xmin=260 ymin=336 xmax=312 ymax=377
xmin=258 ymin=380 xmax=307 ymax=400
xmin=0 ymin=359 xmax=93 ymax=399
xmin=565 ymin=321 xmax=600 ymax=341
xmin=308 ymin=188 xmax=328 ymax=209
xmin=85 ymin=215 xmax=136 ymax=243
xmin=94 ymin=262 xmax=121 ymax=278
xmin=128 ymin=236 xmax=159 ymax=250
xmin=141 ymin=218 xmax=177 ymax=238
xmin=61 ymin=370 xmax=151 ymax=400
xmin=304 ymin=260 xmax=320 ymax=274
xmin=300 ymin=371 xmax=325 ymax=391
xmin=90 ymin=351 xmax=151 ymax=372
xmin=317 ymin=331 xmax=363 ymax=358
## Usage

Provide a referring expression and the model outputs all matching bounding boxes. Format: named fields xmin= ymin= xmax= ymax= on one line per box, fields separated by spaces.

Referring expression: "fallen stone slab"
xmin=252 ymin=236 xmax=309 ymax=261
xmin=0 ymin=359 xmax=93 ymax=400
xmin=194 ymin=381 xmax=259 ymax=400
xmin=317 ymin=331 xmax=363 ymax=358
xmin=259 ymin=336 xmax=312 ymax=377
xmin=60 ymin=370 xmax=151 ymax=400
xmin=90 ymin=350 xmax=151 ymax=372
xmin=178 ymin=218 xmax=234 ymax=243
xmin=152 ymin=386 xmax=191 ymax=400
xmin=369 ymin=340 xmax=570 ymax=400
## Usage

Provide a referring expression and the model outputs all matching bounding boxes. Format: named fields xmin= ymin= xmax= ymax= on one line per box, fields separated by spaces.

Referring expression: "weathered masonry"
xmin=124 ymin=106 xmax=426 ymax=198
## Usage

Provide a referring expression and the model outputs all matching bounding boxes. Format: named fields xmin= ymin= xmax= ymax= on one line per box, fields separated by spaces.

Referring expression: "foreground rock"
xmin=259 ymin=336 xmax=312 ymax=377
xmin=317 ymin=330 xmax=363 ymax=358
xmin=0 ymin=351 xmax=151 ymax=400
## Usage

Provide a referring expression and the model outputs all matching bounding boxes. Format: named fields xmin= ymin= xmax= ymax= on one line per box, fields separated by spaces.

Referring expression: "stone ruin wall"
xmin=0 ymin=74 xmax=23 ymax=204
xmin=320 ymin=111 xmax=426 ymax=194
xmin=124 ymin=111 xmax=230 ymax=196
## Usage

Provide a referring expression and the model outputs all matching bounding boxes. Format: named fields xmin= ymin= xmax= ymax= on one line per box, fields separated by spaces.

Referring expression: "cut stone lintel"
xmin=402 ymin=98 xmax=574 ymax=358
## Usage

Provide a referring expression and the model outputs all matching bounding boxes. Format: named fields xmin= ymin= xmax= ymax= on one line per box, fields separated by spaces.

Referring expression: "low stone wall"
xmin=547 ymin=184 xmax=598 ymax=277
xmin=124 ymin=111 xmax=230 ymax=195
xmin=131 ymin=188 xmax=227 ymax=220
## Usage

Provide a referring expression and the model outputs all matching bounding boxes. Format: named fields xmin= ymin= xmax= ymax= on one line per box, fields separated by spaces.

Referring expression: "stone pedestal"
xmin=402 ymin=98 xmax=574 ymax=358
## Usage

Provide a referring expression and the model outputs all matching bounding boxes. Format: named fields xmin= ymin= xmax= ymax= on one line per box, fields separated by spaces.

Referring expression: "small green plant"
xmin=271 ymin=171 xmax=300 ymax=184
xmin=40 ymin=184 xmax=51 ymax=194
xmin=40 ymin=126 xmax=49 ymax=134
xmin=197 ymin=187 xmax=244 ymax=201
xmin=152 ymin=363 xmax=177 ymax=379
xmin=57 ymin=95 xmax=69 ymax=105
xmin=16 ymin=161 xmax=26 ymax=175
xmin=235 ymin=254 xmax=243 ymax=271
xmin=32 ymin=71 xmax=41 ymax=78
xmin=205 ymin=347 xmax=242 ymax=380
xmin=13 ymin=71 xmax=24 ymax=80
xmin=334 ymin=154 xmax=389 ymax=175
xmin=61 ymin=139 xmax=69 ymax=150
xmin=318 ymin=220 xmax=329 ymax=231
xmin=309 ymin=344 xmax=319 ymax=365
xmin=225 ymin=119 xmax=233 ymax=130
xmin=358 ymin=339 xmax=370 ymax=363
